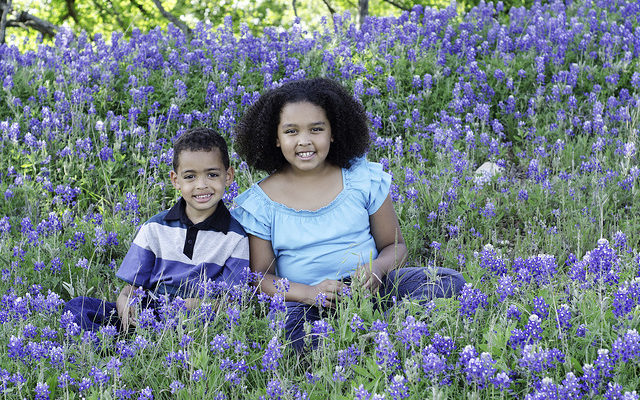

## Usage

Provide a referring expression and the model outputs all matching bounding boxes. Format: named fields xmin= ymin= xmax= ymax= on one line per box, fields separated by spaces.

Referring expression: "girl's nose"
xmin=298 ymin=132 xmax=312 ymax=146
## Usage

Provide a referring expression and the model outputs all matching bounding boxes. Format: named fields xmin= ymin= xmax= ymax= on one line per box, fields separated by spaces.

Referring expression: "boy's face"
xmin=170 ymin=148 xmax=234 ymax=224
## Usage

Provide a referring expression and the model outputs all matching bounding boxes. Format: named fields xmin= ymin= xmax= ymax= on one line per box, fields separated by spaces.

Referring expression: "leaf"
xmin=62 ymin=281 xmax=75 ymax=298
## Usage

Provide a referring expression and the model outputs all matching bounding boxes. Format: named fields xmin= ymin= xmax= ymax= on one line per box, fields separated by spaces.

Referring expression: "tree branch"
xmin=150 ymin=0 xmax=192 ymax=40
xmin=321 ymin=0 xmax=336 ymax=15
xmin=292 ymin=0 xmax=298 ymax=18
xmin=380 ymin=0 xmax=410 ymax=11
xmin=65 ymin=0 xmax=79 ymax=23
xmin=130 ymin=0 xmax=152 ymax=17
xmin=94 ymin=0 xmax=126 ymax=32
xmin=6 ymin=10 xmax=58 ymax=38
xmin=1 ymin=0 xmax=12 ymax=45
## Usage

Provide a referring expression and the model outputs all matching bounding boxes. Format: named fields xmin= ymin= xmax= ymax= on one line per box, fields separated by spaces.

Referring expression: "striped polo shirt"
xmin=116 ymin=198 xmax=250 ymax=297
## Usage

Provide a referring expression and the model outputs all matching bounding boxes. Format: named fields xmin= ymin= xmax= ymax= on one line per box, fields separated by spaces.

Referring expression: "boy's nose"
xmin=196 ymin=176 xmax=207 ymax=187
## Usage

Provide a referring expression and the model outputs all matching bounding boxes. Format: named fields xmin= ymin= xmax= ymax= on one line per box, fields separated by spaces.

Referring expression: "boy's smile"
xmin=170 ymin=149 xmax=234 ymax=224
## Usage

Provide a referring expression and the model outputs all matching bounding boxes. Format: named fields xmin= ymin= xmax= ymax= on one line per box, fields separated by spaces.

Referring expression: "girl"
xmin=232 ymin=78 xmax=465 ymax=351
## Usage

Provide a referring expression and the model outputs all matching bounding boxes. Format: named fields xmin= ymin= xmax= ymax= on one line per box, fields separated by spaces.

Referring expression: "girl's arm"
xmin=249 ymin=234 xmax=344 ymax=307
xmin=357 ymin=194 xmax=408 ymax=292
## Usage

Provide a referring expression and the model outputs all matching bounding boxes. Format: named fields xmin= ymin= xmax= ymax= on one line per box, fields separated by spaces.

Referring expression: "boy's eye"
xmin=183 ymin=175 xmax=194 ymax=180
xmin=208 ymin=173 xmax=219 ymax=178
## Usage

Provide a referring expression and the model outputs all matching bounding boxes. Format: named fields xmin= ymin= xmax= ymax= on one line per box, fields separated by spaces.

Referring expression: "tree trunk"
xmin=0 ymin=0 xmax=11 ymax=45
xmin=358 ymin=0 xmax=368 ymax=27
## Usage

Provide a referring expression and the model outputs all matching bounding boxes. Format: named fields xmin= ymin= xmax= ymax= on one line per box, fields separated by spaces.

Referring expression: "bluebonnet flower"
xmin=513 ymin=254 xmax=558 ymax=286
xmin=354 ymin=384 xmax=372 ymax=400
xmin=138 ymin=386 xmax=153 ymax=400
xmin=48 ymin=345 xmax=65 ymax=370
xmin=375 ymin=330 xmax=400 ymax=372
xmin=34 ymin=382 xmax=50 ymax=400
xmin=387 ymin=375 xmax=410 ymax=399
xmin=169 ymin=380 xmax=184 ymax=394
xmin=611 ymin=329 xmax=640 ymax=363
xmin=431 ymin=333 xmax=456 ymax=356
xmin=611 ymin=279 xmax=640 ymax=320
xmin=576 ymin=324 xmax=588 ymax=337
xmin=371 ymin=319 xmax=388 ymax=332
xmin=395 ymin=315 xmax=429 ymax=349
xmin=191 ymin=369 xmax=205 ymax=382
xmin=464 ymin=352 xmax=496 ymax=389
xmin=497 ymin=275 xmax=517 ymax=301
xmin=569 ymin=238 xmax=620 ymax=285
xmin=556 ymin=304 xmax=572 ymax=331
xmin=492 ymin=371 xmax=511 ymax=392
xmin=532 ymin=297 xmax=550 ymax=320
xmin=262 ymin=336 xmax=282 ymax=372
xmin=476 ymin=244 xmax=508 ymax=276
xmin=458 ymin=283 xmax=488 ymax=319
xmin=422 ymin=345 xmax=448 ymax=383
xmin=351 ymin=314 xmax=366 ymax=332
xmin=311 ymin=319 xmax=334 ymax=339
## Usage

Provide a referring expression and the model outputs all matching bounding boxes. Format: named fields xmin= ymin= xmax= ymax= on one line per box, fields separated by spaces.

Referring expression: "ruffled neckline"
xmin=252 ymin=166 xmax=351 ymax=215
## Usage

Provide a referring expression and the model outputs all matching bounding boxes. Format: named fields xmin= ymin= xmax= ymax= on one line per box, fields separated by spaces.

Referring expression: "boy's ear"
xmin=170 ymin=170 xmax=180 ymax=190
xmin=225 ymin=166 xmax=235 ymax=187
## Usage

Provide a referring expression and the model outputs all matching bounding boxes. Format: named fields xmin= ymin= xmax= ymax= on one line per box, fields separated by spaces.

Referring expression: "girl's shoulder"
xmin=344 ymin=157 xmax=389 ymax=188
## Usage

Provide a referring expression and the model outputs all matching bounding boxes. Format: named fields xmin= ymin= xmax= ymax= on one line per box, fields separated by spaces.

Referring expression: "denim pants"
xmin=62 ymin=297 xmax=121 ymax=332
xmin=283 ymin=267 xmax=466 ymax=352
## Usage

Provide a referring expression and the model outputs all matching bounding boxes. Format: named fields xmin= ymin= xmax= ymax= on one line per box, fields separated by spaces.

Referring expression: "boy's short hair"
xmin=172 ymin=127 xmax=230 ymax=171
xmin=234 ymin=78 xmax=370 ymax=173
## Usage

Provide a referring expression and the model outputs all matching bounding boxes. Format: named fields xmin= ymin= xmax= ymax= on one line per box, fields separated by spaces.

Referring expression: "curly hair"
xmin=234 ymin=78 xmax=370 ymax=173
xmin=172 ymin=127 xmax=230 ymax=171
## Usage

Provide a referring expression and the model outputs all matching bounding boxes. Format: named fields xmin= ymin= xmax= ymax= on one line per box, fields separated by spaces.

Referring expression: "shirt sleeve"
xmin=115 ymin=224 xmax=156 ymax=289
xmin=348 ymin=158 xmax=392 ymax=215
xmin=221 ymin=236 xmax=251 ymax=286
xmin=230 ymin=186 xmax=272 ymax=241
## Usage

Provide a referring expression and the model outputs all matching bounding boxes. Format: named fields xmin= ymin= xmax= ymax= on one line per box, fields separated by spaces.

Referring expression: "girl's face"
xmin=276 ymin=101 xmax=333 ymax=174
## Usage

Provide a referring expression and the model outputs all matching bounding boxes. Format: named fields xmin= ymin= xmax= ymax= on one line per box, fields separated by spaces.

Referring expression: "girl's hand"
xmin=308 ymin=279 xmax=345 ymax=308
xmin=356 ymin=263 xmax=385 ymax=293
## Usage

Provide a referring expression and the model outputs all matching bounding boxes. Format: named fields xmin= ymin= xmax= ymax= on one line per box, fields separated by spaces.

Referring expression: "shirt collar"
xmin=164 ymin=197 xmax=230 ymax=234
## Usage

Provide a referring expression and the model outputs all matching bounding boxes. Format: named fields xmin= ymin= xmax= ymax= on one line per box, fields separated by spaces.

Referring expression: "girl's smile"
xmin=276 ymin=101 xmax=333 ymax=174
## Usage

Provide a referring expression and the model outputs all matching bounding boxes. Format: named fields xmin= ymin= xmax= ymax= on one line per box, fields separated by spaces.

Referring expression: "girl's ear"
xmin=276 ymin=137 xmax=281 ymax=147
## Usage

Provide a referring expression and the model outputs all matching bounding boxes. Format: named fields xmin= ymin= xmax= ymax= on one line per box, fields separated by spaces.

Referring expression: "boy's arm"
xmin=116 ymin=284 xmax=138 ymax=332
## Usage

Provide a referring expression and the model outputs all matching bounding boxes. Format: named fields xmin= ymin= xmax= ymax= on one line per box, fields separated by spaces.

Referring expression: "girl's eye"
xmin=311 ymin=127 xmax=324 ymax=132
xmin=284 ymin=129 xmax=297 ymax=135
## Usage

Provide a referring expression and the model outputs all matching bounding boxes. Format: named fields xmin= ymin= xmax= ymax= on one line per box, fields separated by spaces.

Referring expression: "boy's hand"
xmin=120 ymin=305 xmax=137 ymax=332
xmin=308 ymin=279 xmax=345 ymax=308
xmin=184 ymin=298 xmax=201 ymax=310
xmin=355 ymin=263 xmax=385 ymax=293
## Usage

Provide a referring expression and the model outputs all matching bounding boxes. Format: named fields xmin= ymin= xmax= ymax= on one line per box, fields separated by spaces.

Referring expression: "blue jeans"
xmin=62 ymin=297 xmax=121 ymax=332
xmin=283 ymin=267 xmax=465 ymax=352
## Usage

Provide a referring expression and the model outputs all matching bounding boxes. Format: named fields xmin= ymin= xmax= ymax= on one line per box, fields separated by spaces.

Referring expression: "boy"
xmin=63 ymin=127 xmax=250 ymax=332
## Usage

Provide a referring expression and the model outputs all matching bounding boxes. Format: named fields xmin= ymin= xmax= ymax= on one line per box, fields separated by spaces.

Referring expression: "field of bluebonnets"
xmin=1 ymin=0 xmax=640 ymax=398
